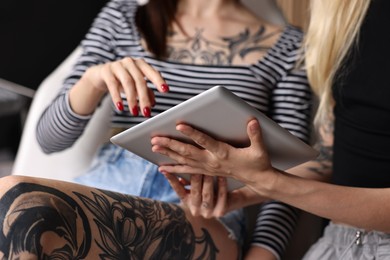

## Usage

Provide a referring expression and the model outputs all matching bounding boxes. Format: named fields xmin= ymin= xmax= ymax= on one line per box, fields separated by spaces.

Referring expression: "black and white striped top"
xmin=36 ymin=0 xmax=312 ymax=258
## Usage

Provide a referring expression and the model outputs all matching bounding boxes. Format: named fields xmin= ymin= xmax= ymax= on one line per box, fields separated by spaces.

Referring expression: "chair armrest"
xmin=0 ymin=78 xmax=35 ymax=98
xmin=0 ymin=78 xmax=34 ymax=118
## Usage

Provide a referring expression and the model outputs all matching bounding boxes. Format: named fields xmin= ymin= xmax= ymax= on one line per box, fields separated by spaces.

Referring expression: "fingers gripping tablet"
xmin=110 ymin=86 xmax=318 ymax=191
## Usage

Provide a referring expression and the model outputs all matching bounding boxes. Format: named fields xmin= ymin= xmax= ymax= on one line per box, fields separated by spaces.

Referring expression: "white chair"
xmin=0 ymin=79 xmax=35 ymax=176
xmin=12 ymin=47 xmax=112 ymax=181
xmin=0 ymin=78 xmax=35 ymax=121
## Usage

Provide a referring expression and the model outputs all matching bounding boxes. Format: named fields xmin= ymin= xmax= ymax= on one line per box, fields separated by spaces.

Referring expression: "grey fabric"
xmin=303 ymin=222 xmax=390 ymax=260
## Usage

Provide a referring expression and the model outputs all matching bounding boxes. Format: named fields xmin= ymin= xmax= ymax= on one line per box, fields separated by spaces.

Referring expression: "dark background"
xmin=0 ymin=0 xmax=108 ymax=88
xmin=0 ymin=0 xmax=108 ymax=155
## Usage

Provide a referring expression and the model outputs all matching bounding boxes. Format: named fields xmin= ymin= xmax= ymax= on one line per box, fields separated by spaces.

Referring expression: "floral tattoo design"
xmin=0 ymin=183 xmax=91 ymax=259
xmin=167 ymin=25 xmax=280 ymax=65
xmin=0 ymin=183 xmax=219 ymax=259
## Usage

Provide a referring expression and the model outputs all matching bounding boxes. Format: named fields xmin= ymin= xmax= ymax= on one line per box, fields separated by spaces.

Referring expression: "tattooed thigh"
xmin=0 ymin=178 xmax=225 ymax=259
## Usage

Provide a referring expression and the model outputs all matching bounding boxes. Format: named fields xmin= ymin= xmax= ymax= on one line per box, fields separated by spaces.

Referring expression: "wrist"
xmin=81 ymin=66 xmax=107 ymax=93
xmin=244 ymin=168 xmax=281 ymax=198
xmin=69 ymin=76 xmax=106 ymax=115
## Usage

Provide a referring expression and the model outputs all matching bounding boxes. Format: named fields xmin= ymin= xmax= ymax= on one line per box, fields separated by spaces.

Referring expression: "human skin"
xmin=0 ymin=175 xmax=238 ymax=259
xmin=152 ymin=119 xmax=390 ymax=232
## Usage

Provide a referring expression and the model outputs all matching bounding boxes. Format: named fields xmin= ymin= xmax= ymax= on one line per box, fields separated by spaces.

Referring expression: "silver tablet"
xmin=110 ymin=85 xmax=318 ymax=191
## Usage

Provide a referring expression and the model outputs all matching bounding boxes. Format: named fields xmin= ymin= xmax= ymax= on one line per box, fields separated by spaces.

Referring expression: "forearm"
xmin=287 ymin=117 xmax=334 ymax=182
xmin=249 ymin=170 xmax=390 ymax=232
xmin=286 ymin=159 xmax=332 ymax=182
xmin=36 ymin=68 xmax=109 ymax=153
xmin=36 ymin=92 xmax=92 ymax=153
xmin=69 ymin=72 xmax=107 ymax=116
xmin=227 ymin=187 xmax=268 ymax=212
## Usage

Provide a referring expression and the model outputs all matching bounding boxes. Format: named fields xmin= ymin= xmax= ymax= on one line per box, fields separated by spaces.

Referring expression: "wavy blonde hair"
xmin=304 ymin=0 xmax=371 ymax=125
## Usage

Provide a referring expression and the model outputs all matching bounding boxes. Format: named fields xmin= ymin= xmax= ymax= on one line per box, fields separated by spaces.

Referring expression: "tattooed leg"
xmin=0 ymin=176 xmax=238 ymax=260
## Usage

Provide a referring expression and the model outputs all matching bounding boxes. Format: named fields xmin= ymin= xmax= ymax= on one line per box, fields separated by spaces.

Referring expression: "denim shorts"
xmin=74 ymin=143 xmax=246 ymax=244
xmin=303 ymin=222 xmax=390 ymax=259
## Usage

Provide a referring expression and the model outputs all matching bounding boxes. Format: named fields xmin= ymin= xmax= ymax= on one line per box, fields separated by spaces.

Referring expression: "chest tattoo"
xmin=166 ymin=26 xmax=280 ymax=65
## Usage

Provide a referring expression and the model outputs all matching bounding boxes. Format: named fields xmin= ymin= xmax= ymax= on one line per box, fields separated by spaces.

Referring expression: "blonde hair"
xmin=304 ymin=0 xmax=371 ymax=125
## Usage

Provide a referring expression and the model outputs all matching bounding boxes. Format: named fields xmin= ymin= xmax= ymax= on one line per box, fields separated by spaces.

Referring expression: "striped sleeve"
xmin=250 ymin=201 xmax=300 ymax=260
xmin=249 ymin=27 xmax=312 ymax=260
xmin=250 ymin=26 xmax=313 ymax=143
xmin=36 ymin=0 xmax=134 ymax=153
xmin=267 ymin=27 xmax=312 ymax=143
xmin=249 ymin=68 xmax=310 ymax=259
xmin=271 ymin=67 xmax=312 ymax=142
xmin=36 ymin=93 xmax=92 ymax=153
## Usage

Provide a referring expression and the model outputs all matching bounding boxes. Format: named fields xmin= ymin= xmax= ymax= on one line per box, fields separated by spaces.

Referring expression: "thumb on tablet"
xmin=247 ymin=119 xmax=266 ymax=151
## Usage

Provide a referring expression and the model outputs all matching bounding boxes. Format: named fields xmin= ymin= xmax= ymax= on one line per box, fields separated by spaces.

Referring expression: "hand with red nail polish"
xmin=143 ymin=107 xmax=151 ymax=117
xmin=69 ymin=56 xmax=168 ymax=117
xmin=131 ymin=106 xmax=139 ymax=116
xmin=116 ymin=101 xmax=124 ymax=112
xmin=161 ymin=83 xmax=170 ymax=92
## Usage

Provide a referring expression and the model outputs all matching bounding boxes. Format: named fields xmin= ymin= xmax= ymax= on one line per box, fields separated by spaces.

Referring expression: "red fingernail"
xmin=131 ymin=106 xmax=139 ymax=116
xmin=161 ymin=83 xmax=169 ymax=92
xmin=143 ymin=107 xmax=151 ymax=117
xmin=116 ymin=101 xmax=124 ymax=111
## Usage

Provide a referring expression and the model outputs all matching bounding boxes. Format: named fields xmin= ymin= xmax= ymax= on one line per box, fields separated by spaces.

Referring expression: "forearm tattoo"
xmin=308 ymin=121 xmax=334 ymax=178
xmin=308 ymin=145 xmax=333 ymax=176
xmin=167 ymin=25 xmax=280 ymax=65
xmin=0 ymin=183 xmax=219 ymax=259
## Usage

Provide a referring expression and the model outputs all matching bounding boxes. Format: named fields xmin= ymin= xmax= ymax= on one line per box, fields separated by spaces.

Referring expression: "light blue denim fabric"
xmin=74 ymin=143 xmax=180 ymax=202
xmin=74 ymin=143 xmax=246 ymax=243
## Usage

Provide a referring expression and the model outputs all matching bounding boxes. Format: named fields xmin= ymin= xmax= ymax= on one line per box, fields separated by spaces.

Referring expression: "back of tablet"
xmin=110 ymin=86 xmax=318 ymax=190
